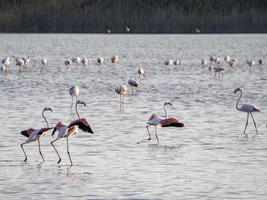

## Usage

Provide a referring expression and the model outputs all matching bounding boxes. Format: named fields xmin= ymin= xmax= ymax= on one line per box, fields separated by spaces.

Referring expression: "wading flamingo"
xmin=69 ymin=85 xmax=79 ymax=110
xmin=259 ymin=58 xmax=263 ymax=65
xmin=234 ymin=88 xmax=260 ymax=136
xmin=20 ymin=107 xmax=53 ymax=162
xmin=141 ymin=102 xmax=184 ymax=144
xmin=115 ymin=84 xmax=128 ymax=111
xmin=40 ymin=58 xmax=48 ymax=73
xmin=111 ymin=55 xmax=119 ymax=64
xmin=138 ymin=68 xmax=145 ymax=82
xmin=51 ymin=100 xmax=93 ymax=165
xmin=128 ymin=78 xmax=139 ymax=95
xmin=97 ymin=57 xmax=104 ymax=65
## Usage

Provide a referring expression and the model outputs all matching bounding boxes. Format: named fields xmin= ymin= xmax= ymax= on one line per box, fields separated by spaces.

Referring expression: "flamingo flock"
xmin=1 ymin=52 xmax=262 ymax=164
xmin=20 ymin=86 xmax=94 ymax=165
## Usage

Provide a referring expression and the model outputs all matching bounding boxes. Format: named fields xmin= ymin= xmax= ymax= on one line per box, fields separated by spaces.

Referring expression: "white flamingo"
xmin=40 ymin=58 xmax=48 ymax=73
xmin=234 ymin=88 xmax=260 ymax=136
xmin=115 ymin=84 xmax=127 ymax=111
xmin=16 ymin=58 xmax=25 ymax=74
xmin=164 ymin=60 xmax=173 ymax=66
xmin=111 ymin=55 xmax=119 ymax=64
xmin=138 ymin=68 xmax=145 ymax=82
xmin=174 ymin=60 xmax=181 ymax=65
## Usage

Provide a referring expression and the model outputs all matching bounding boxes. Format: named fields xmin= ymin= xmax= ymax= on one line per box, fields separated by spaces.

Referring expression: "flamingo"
xmin=247 ymin=60 xmax=255 ymax=70
xmin=107 ymin=29 xmax=111 ymax=33
xmin=0 ymin=65 xmax=7 ymax=72
xmin=224 ymin=56 xmax=231 ymax=63
xmin=115 ymin=84 xmax=127 ymax=111
xmin=81 ymin=57 xmax=90 ymax=66
xmin=234 ymin=88 xmax=260 ymax=136
xmin=164 ymin=60 xmax=173 ymax=66
xmin=259 ymin=58 xmax=263 ymax=65
xmin=64 ymin=59 xmax=72 ymax=66
xmin=174 ymin=60 xmax=181 ymax=65
xmin=72 ymin=57 xmax=81 ymax=65
xmin=111 ymin=55 xmax=119 ymax=64
xmin=69 ymin=85 xmax=79 ymax=110
xmin=40 ymin=58 xmax=48 ymax=73
xmin=201 ymin=58 xmax=207 ymax=67
xmin=211 ymin=66 xmax=225 ymax=79
xmin=51 ymin=100 xmax=93 ymax=165
xmin=128 ymin=78 xmax=139 ymax=95
xmin=138 ymin=68 xmax=145 ymax=82
xmin=20 ymin=107 xmax=53 ymax=162
xmin=16 ymin=58 xmax=25 ymax=74
xmin=143 ymin=102 xmax=184 ymax=144
xmin=22 ymin=56 xmax=31 ymax=66
xmin=97 ymin=57 xmax=104 ymax=64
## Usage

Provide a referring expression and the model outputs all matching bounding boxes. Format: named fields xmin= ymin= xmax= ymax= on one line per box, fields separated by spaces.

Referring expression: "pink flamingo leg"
xmin=250 ymin=113 xmax=259 ymax=135
xmin=21 ymin=142 xmax=27 ymax=162
xmin=38 ymin=139 xmax=45 ymax=162
xmin=67 ymin=137 xmax=73 ymax=166
xmin=51 ymin=138 xmax=61 ymax=164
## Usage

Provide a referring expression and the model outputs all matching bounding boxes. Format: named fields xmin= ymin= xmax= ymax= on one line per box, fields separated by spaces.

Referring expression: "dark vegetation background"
xmin=0 ymin=0 xmax=267 ymax=33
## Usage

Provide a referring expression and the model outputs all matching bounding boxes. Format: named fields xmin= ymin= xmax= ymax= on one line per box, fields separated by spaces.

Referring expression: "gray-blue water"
xmin=0 ymin=34 xmax=267 ymax=199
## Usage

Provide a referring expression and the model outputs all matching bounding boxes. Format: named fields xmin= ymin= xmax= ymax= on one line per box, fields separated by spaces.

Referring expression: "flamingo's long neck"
xmin=76 ymin=103 xmax=80 ymax=119
xmin=236 ymin=90 xmax=242 ymax=111
xmin=42 ymin=111 xmax=49 ymax=128
xmin=163 ymin=105 xmax=168 ymax=118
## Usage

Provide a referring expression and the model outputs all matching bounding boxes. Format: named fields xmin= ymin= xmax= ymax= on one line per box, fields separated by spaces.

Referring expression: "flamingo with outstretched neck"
xmin=51 ymin=100 xmax=93 ymax=165
xmin=234 ymin=88 xmax=260 ymax=136
xmin=20 ymin=107 xmax=53 ymax=162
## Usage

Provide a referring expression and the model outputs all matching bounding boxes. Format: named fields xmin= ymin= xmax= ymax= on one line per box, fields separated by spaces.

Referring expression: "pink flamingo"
xmin=234 ymin=88 xmax=260 ymax=136
xmin=143 ymin=102 xmax=184 ymax=144
xmin=69 ymin=85 xmax=79 ymax=110
xmin=51 ymin=100 xmax=93 ymax=165
xmin=115 ymin=84 xmax=128 ymax=111
xmin=20 ymin=107 xmax=53 ymax=162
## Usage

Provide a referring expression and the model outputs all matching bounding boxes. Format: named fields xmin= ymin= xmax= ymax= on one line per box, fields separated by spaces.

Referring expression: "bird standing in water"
xmin=51 ymin=100 xmax=93 ymax=165
xmin=234 ymin=88 xmax=260 ymax=137
xmin=140 ymin=102 xmax=184 ymax=144
xmin=20 ymin=107 xmax=53 ymax=162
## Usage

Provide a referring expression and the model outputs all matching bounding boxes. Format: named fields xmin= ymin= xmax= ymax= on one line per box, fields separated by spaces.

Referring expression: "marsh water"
xmin=0 ymin=34 xmax=267 ymax=199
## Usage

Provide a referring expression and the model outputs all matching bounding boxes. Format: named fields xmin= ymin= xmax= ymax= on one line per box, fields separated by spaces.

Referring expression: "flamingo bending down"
xmin=211 ymin=66 xmax=225 ymax=79
xmin=69 ymin=85 xmax=79 ymax=110
xmin=20 ymin=107 xmax=53 ymax=161
xmin=138 ymin=68 xmax=145 ymax=82
xmin=128 ymin=78 xmax=139 ymax=95
xmin=115 ymin=84 xmax=128 ymax=111
xmin=143 ymin=102 xmax=184 ymax=144
xmin=16 ymin=58 xmax=25 ymax=74
xmin=64 ymin=59 xmax=72 ymax=66
xmin=51 ymin=100 xmax=93 ymax=165
xmin=234 ymin=88 xmax=260 ymax=136
xmin=81 ymin=57 xmax=90 ymax=67
xmin=40 ymin=58 xmax=48 ymax=73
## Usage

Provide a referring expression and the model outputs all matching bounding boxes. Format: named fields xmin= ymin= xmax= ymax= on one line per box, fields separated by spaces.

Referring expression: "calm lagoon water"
xmin=0 ymin=34 xmax=267 ymax=199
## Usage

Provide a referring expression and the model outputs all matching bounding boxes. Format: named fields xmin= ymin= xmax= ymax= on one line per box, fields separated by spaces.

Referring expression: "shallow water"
xmin=0 ymin=34 xmax=267 ymax=199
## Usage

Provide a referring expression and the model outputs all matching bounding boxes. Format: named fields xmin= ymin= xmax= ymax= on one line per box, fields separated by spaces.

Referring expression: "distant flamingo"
xmin=40 ymin=58 xmax=48 ymax=73
xmin=20 ymin=107 xmax=53 ymax=161
xmin=97 ymin=57 xmax=104 ymax=64
xmin=51 ymin=100 xmax=93 ymax=165
xmin=69 ymin=85 xmax=79 ymax=110
xmin=81 ymin=57 xmax=90 ymax=67
xmin=164 ymin=60 xmax=173 ymax=66
xmin=174 ymin=60 xmax=181 ymax=65
xmin=211 ymin=66 xmax=225 ymax=79
xmin=234 ymin=88 xmax=260 ymax=136
xmin=258 ymin=58 xmax=263 ymax=65
xmin=138 ymin=68 xmax=145 ymax=82
xmin=111 ymin=55 xmax=119 ymax=64
xmin=16 ymin=58 xmax=25 ymax=74
xmin=64 ymin=59 xmax=72 ymax=66
xmin=115 ymin=84 xmax=128 ymax=111
xmin=128 ymin=78 xmax=139 ymax=95
xmin=201 ymin=58 xmax=207 ymax=67
xmin=142 ymin=102 xmax=184 ymax=144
